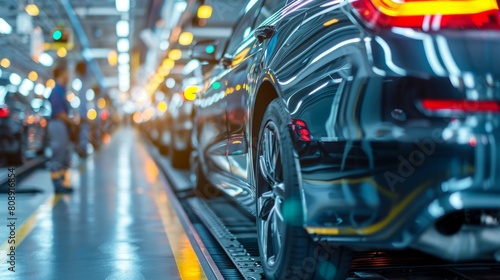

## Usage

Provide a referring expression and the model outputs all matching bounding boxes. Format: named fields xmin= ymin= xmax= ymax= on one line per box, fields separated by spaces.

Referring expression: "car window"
xmin=225 ymin=0 xmax=264 ymax=55
xmin=256 ymin=0 xmax=287 ymax=25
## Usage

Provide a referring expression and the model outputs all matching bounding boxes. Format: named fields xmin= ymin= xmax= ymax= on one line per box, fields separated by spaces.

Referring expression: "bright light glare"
xmin=70 ymin=96 xmax=81 ymax=109
xmin=118 ymin=53 xmax=130 ymax=64
xmin=38 ymin=53 xmax=54 ymax=67
xmin=86 ymin=89 xmax=95 ymax=101
xmin=72 ymin=78 xmax=83 ymax=91
xmin=34 ymin=83 xmax=45 ymax=95
xmin=116 ymin=20 xmax=129 ymax=37
xmin=166 ymin=78 xmax=176 ymax=89
xmin=9 ymin=73 xmax=21 ymax=86
xmin=115 ymin=0 xmax=130 ymax=12
xmin=117 ymin=38 xmax=130 ymax=52
xmin=0 ymin=18 xmax=12 ymax=34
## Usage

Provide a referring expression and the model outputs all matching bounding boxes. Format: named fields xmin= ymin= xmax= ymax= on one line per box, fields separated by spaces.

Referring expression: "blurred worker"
xmin=75 ymin=61 xmax=90 ymax=158
xmin=48 ymin=64 xmax=74 ymax=194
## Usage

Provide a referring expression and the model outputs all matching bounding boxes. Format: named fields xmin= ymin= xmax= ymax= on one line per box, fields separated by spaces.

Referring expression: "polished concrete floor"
xmin=0 ymin=128 xmax=207 ymax=280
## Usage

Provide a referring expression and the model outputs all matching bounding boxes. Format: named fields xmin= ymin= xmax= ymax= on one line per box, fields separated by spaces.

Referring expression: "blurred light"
xmin=116 ymin=20 xmax=129 ymax=37
xmin=179 ymin=32 xmax=194 ymax=46
xmin=162 ymin=58 xmax=175 ymax=70
xmin=0 ymin=58 xmax=10 ymax=68
xmin=52 ymin=30 xmax=62 ymax=40
xmin=118 ymin=53 xmax=130 ymax=64
xmin=197 ymin=5 xmax=213 ymax=19
xmin=57 ymin=47 xmax=67 ymax=58
xmin=212 ymin=81 xmax=221 ymax=90
xmin=159 ymin=41 xmax=169 ymax=51
xmin=119 ymin=83 xmax=130 ymax=92
xmin=46 ymin=79 xmax=56 ymax=89
xmin=184 ymin=85 xmax=199 ymax=101
xmin=70 ymin=96 xmax=81 ymax=109
xmin=97 ymin=98 xmax=106 ymax=109
xmin=132 ymin=112 xmax=143 ymax=124
xmin=108 ymin=50 xmax=118 ymax=66
xmin=38 ymin=53 xmax=54 ymax=67
xmin=206 ymin=45 xmax=215 ymax=54
xmin=87 ymin=109 xmax=97 ymax=120
xmin=0 ymin=18 xmax=12 ymax=34
xmin=100 ymin=109 xmax=110 ymax=120
xmin=0 ymin=69 xmax=2 ymax=77
xmin=117 ymin=38 xmax=130 ymax=52
xmin=72 ymin=78 xmax=83 ymax=91
xmin=157 ymin=101 xmax=168 ymax=112
xmin=9 ymin=73 xmax=21 ymax=86
xmin=183 ymin=59 xmax=200 ymax=75
xmin=34 ymin=83 xmax=45 ymax=95
xmin=21 ymin=79 xmax=34 ymax=90
xmin=25 ymin=4 xmax=40 ymax=16
xmin=42 ymin=87 xmax=52 ymax=98
xmin=175 ymin=1 xmax=187 ymax=13
xmin=66 ymin=92 xmax=76 ymax=102
xmin=28 ymin=71 xmax=38 ymax=81
xmin=115 ymin=0 xmax=130 ymax=12
xmin=166 ymin=78 xmax=176 ymax=89
xmin=168 ymin=49 xmax=182 ymax=60
xmin=118 ymin=64 xmax=130 ymax=73
xmin=86 ymin=89 xmax=95 ymax=101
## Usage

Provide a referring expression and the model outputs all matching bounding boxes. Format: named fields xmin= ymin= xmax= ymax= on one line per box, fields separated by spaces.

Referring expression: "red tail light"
xmin=0 ymin=106 xmax=10 ymax=118
xmin=352 ymin=0 xmax=500 ymax=29
xmin=421 ymin=99 xmax=500 ymax=113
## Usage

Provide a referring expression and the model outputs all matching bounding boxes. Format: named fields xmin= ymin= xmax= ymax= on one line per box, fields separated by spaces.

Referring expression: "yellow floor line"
xmin=139 ymin=143 xmax=207 ymax=280
xmin=0 ymin=194 xmax=61 ymax=264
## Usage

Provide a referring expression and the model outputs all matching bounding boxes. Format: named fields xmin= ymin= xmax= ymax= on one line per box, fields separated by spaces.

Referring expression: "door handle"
xmin=254 ymin=25 xmax=276 ymax=44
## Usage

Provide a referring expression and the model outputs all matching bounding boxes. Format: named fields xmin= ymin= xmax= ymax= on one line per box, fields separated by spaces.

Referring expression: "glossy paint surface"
xmin=194 ymin=0 xmax=500 ymax=249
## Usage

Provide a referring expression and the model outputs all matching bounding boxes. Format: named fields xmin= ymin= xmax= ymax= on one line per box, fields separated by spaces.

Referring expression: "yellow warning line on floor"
xmin=140 ymin=145 xmax=207 ymax=280
xmin=0 ymin=194 xmax=61 ymax=264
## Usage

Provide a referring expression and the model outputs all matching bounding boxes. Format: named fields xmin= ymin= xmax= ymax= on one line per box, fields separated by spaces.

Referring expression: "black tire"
xmin=170 ymin=132 xmax=192 ymax=169
xmin=8 ymin=133 xmax=24 ymax=165
xmin=171 ymin=147 xmax=191 ymax=169
xmin=191 ymin=154 xmax=221 ymax=199
xmin=256 ymin=99 xmax=351 ymax=280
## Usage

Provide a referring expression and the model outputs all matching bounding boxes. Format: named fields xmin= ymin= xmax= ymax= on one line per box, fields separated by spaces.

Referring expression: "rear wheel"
xmin=8 ymin=133 xmax=25 ymax=165
xmin=256 ymin=99 xmax=351 ymax=280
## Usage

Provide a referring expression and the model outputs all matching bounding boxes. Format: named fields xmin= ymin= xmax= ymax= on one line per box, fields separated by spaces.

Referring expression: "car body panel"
xmin=195 ymin=0 xmax=500 ymax=256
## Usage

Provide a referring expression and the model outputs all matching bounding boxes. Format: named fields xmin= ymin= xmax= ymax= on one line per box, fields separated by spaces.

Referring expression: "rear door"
xmin=224 ymin=0 xmax=288 ymax=210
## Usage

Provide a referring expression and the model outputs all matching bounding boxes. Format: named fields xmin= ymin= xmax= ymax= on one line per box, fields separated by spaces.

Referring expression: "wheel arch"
xmin=250 ymin=79 xmax=280 ymax=165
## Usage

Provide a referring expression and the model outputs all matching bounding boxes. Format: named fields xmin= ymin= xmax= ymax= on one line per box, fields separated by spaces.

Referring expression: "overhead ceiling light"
xmin=86 ymin=89 xmax=95 ymax=101
xmin=183 ymin=59 xmax=200 ymax=75
xmin=197 ymin=5 xmax=213 ymax=19
xmin=57 ymin=47 xmax=67 ymax=58
xmin=0 ymin=18 xmax=12 ymax=34
xmin=72 ymin=78 xmax=83 ymax=91
xmin=34 ymin=83 xmax=45 ymax=95
xmin=0 ymin=58 xmax=10 ymax=68
xmin=168 ymin=49 xmax=182 ymax=61
xmin=45 ymin=79 xmax=56 ymax=89
xmin=38 ymin=53 xmax=54 ymax=67
xmin=117 ymin=38 xmax=130 ymax=52
xmin=166 ymin=78 xmax=175 ymax=89
xmin=178 ymin=31 xmax=194 ymax=46
xmin=118 ymin=53 xmax=130 ymax=64
xmin=9 ymin=73 xmax=22 ymax=86
xmin=118 ymin=64 xmax=130 ymax=73
xmin=28 ymin=71 xmax=38 ymax=81
xmin=25 ymin=4 xmax=40 ymax=16
xmin=115 ymin=0 xmax=130 ymax=12
xmin=21 ymin=78 xmax=34 ymax=91
xmin=116 ymin=20 xmax=129 ymax=37
xmin=108 ymin=50 xmax=118 ymax=66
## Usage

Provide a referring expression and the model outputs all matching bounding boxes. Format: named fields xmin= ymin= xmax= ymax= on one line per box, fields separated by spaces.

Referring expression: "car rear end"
xmin=302 ymin=0 xmax=500 ymax=262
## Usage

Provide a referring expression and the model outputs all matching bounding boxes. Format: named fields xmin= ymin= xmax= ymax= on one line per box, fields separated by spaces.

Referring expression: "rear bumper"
xmin=300 ymin=130 xmax=500 ymax=249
